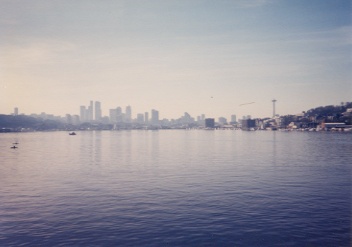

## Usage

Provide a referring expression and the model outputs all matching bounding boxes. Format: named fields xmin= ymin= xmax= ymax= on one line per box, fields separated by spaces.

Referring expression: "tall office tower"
xmin=231 ymin=114 xmax=237 ymax=123
xmin=109 ymin=109 xmax=117 ymax=123
xmin=14 ymin=107 xmax=18 ymax=116
xmin=87 ymin=101 xmax=94 ymax=122
xmin=80 ymin=106 xmax=87 ymax=122
xmin=125 ymin=105 xmax=132 ymax=123
xmin=151 ymin=109 xmax=159 ymax=125
xmin=86 ymin=108 xmax=90 ymax=122
xmin=201 ymin=114 xmax=205 ymax=121
xmin=144 ymin=112 xmax=149 ymax=124
xmin=95 ymin=101 xmax=102 ymax=121
xmin=116 ymin=107 xmax=122 ymax=123
xmin=247 ymin=115 xmax=251 ymax=120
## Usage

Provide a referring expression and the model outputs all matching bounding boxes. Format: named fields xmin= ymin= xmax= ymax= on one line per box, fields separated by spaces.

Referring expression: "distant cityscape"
xmin=10 ymin=100 xmax=245 ymax=129
xmin=2 ymin=101 xmax=352 ymax=132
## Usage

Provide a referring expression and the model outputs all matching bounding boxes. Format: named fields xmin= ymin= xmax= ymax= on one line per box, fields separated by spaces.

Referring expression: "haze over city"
xmin=1 ymin=0 xmax=351 ymax=119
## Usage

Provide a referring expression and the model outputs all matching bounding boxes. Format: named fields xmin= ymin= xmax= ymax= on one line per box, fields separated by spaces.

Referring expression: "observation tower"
xmin=272 ymin=99 xmax=277 ymax=118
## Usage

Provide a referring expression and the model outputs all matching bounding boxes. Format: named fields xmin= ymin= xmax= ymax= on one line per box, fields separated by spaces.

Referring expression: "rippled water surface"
xmin=1 ymin=130 xmax=351 ymax=246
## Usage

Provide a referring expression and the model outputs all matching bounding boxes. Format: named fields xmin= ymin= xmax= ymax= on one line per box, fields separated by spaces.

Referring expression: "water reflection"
xmin=94 ymin=131 xmax=102 ymax=164
xmin=272 ymin=131 xmax=277 ymax=166
xmin=0 ymin=131 xmax=350 ymax=246
xmin=79 ymin=131 xmax=102 ymax=166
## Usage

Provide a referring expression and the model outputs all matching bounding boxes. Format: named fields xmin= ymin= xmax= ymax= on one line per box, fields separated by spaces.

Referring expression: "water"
xmin=0 ymin=130 xmax=351 ymax=246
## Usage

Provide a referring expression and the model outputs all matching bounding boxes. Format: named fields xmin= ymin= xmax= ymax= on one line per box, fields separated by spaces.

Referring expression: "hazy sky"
xmin=1 ymin=0 xmax=351 ymax=119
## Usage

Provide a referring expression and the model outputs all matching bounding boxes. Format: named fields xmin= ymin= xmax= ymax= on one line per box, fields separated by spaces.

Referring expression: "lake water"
xmin=0 ymin=130 xmax=351 ymax=246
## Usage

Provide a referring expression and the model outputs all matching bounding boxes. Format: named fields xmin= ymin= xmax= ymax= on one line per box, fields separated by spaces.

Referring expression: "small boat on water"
xmin=10 ymin=145 xmax=18 ymax=149
xmin=69 ymin=132 xmax=77 ymax=135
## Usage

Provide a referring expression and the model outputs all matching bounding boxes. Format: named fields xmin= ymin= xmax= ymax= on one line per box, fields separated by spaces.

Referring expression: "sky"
xmin=1 ymin=0 xmax=351 ymax=120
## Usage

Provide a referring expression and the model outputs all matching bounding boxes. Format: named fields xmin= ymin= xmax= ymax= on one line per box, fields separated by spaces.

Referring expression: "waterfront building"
xmin=241 ymin=119 xmax=256 ymax=130
xmin=231 ymin=114 xmax=237 ymax=123
xmin=218 ymin=117 xmax=227 ymax=125
xmin=14 ymin=107 xmax=18 ymax=116
xmin=205 ymin=118 xmax=215 ymax=128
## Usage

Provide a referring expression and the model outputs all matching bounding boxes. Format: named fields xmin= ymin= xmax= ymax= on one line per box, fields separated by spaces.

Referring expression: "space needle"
xmin=272 ymin=99 xmax=277 ymax=118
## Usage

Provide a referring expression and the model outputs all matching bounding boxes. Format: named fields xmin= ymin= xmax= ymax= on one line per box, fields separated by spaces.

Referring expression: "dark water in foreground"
xmin=0 ymin=130 xmax=351 ymax=246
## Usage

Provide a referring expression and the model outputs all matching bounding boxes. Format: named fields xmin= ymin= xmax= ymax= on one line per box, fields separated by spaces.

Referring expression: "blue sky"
xmin=1 ymin=0 xmax=351 ymax=119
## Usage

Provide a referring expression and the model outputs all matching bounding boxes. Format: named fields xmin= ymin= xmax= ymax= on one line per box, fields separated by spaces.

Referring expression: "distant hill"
xmin=0 ymin=115 xmax=65 ymax=131
xmin=306 ymin=102 xmax=352 ymax=117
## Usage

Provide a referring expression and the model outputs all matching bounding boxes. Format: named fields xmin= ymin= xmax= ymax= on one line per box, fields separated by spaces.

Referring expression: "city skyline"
xmin=1 ymin=0 xmax=351 ymax=119
xmin=10 ymin=101 xmax=224 ymax=123
xmin=8 ymin=99 xmax=351 ymax=124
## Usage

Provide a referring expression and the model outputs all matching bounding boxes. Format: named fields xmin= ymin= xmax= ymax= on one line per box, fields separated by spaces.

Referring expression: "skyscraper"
xmin=95 ymin=101 xmax=102 ymax=121
xmin=125 ymin=105 xmax=132 ymax=123
xmin=109 ymin=109 xmax=117 ymax=123
xmin=80 ymin=106 xmax=87 ymax=122
xmin=116 ymin=107 xmax=122 ymax=123
xmin=151 ymin=109 xmax=159 ymax=125
xmin=88 ymin=101 xmax=94 ymax=122
xmin=144 ymin=112 xmax=149 ymax=124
